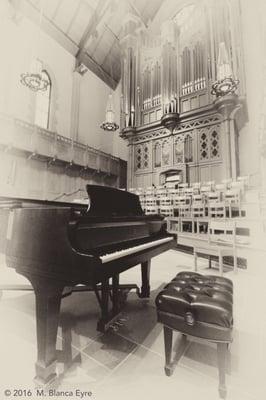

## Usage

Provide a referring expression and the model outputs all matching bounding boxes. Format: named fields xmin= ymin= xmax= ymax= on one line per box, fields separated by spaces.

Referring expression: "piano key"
xmin=100 ymin=236 xmax=173 ymax=263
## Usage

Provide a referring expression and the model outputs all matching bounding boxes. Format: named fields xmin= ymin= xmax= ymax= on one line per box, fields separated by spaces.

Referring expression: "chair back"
xmin=145 ymin=195 xmax=157 ymax=207
xmin=221 ymin=178 xmax=233 ymax=189
xmin=156 ymin=188 xmax=168 ymax=198
xmin=192 ymin=194 xmax=204 ymax=204
xmin=231 ymin=181 xmax=245 ymax=193
xmin=145 ymin=205 xmax=158 ymax=215
xmin=145 ymin=186 xmax=155 ymax=196
xmin=224 ymin=189 xmax=241 ymax=204
xmin=208 ymin=220 xmax=236 ymax=248
xmin=207 ymin=191 xmax=220 ymax=203
xmin=237 ymin=175 xmax=250 ymax=187
xmin=172 ymin=195 xmax=187 ymax=206
xmin=159 ymin=196 xmax=172 ymax=207
xmin=179 ymin=204 xmax=192 ymax=218
xmin=159 ymin=205 xmax=174 ymax=217
xmin=200 ymin=185 xmax=212 ymax=194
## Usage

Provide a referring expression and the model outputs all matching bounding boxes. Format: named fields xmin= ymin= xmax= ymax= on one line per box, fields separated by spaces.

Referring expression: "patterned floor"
xmin=0 ymin=249 xmax=266 ymax=400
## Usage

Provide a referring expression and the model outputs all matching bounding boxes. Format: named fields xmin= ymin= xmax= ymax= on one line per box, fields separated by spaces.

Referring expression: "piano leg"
xmin=96 ymin=276 xmax=125 ymax=332
xmin=112 ymin=274 xmax=120 ymax=315
xmin=97 ymin=278 xmax=110 ymax=332
xmin=140 ymin=260 xmax=151 ymax=298
xmin=23 ymin=273 xmax=65 ymax=386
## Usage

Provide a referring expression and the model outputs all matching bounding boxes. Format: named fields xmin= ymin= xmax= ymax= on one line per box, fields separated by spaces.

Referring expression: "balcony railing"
xmin=0 ymin=112 xmax=121 ymax=177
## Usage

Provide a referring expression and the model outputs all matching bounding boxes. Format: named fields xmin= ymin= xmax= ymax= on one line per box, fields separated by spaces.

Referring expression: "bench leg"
xmin=194 ymin=251 xmax=197 ymax=272
xmin=233 ymin=253 xmax=237 ymax=274
xmin=164 ymin=326 xmax=173 ymax=376
xmin=217 ymin=342 xmax=227 ymax=399
xmin=219 ymin=251 xmax=223 ymax=276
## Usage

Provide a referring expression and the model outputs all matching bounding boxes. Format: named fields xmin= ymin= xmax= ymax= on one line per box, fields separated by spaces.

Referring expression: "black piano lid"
xmin=86 ymin=185 xmax=144 ymax=217
xmin=0 ymin=185 xmax=144 ymax=217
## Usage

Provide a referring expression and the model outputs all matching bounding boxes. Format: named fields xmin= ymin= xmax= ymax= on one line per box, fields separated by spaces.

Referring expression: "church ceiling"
xmin=17 ymin=0 xmax=194 ymax=88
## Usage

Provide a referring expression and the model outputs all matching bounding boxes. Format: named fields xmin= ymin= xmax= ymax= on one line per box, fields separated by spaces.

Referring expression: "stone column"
xmin=214 ymin=94 xmax=240 ymax=179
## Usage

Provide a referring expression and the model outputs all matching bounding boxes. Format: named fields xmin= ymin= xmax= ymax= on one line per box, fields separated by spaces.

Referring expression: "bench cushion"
xmin=156 ymin=272 xmax=233 ymax=342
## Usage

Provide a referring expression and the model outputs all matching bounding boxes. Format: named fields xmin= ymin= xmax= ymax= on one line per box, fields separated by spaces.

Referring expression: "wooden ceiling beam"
xmin=77 ymin=0 xmax=110 ymax=51
xmin=75 ymin=0 xmax=120 ymax=88
xmin=19 ymin=0 xmax=120 ymax=88
xmin=77 ymin=51 xmax=118 ymax=90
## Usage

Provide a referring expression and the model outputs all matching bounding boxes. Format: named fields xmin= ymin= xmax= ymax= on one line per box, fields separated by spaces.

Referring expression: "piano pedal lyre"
xmin=109 ymin=319 xmax=126 ymax=332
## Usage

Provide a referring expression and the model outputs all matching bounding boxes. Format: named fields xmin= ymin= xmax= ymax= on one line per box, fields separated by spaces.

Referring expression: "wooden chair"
xmin=215 ymin=183 xmax=227 ymax=198
xmin=222 ymin=178 xmax=233 ymax=189
xmin=138 ymin=194 xmax=146 ymax=213
xmin=193 ymin=220 xmax=238 ymax=276
xmin=159 ymin=205 xmax=174 ymax=217
xmin=231 ymin=180 xmax=245 ymax=194
xmin=183 ymin=187 xmax=193 ymax=196
xmin=158 ymin=196 xmax=173 ymax=215
xmin=145 ymin=205 xmax=158 ymax=215
xmin=192 ymin=194 xmax=205 ymax=218
xmin=145 ymin=195 xmax=158 ymax=215
xmin=145 ymin=186 xmax=155 ymax=196
xmin=167 ymin=188 xmax=179 ymax=196
xmin=192 ymin=182 xmax=201 ymax=193
xmin=166 ymin=217 xmax=180 ymax=233
xmin=191 ymin=203 xmax=205 ymax=218
xmin=208 ymin=202 xmax=226 ymax=218
xmin=200 ymin=185 xmax=212 ymax=195
xmin=237 ymin=175 xmax=250 ymax=188
xmin=207 ymin=192 xmax=225 ymax=218
xmin=179 ymin=204 xmax=192 ymax=218
xmin=178 ymin=183 xmax=188 ymax=195
xmin=145 ymin=195 xmax=156 ymax=210
xmin=172 ymin=195 xmax=187 ymax=216
xmin=224 ymin=189 xmax=241 ymax=218
xmin=156 ymin=188 xmax=168 ymax=198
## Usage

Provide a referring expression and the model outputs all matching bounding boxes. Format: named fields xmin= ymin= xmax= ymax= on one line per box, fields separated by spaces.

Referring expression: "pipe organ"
xmin=120 ymin=0 xmax=247 ymax=189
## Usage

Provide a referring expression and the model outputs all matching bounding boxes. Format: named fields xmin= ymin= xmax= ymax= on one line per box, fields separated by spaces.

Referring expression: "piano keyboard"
xmin=100 ymin=236 xmax=173 ymax=263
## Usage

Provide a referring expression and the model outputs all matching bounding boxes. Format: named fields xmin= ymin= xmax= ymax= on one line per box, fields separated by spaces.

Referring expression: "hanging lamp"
xmin=100 ymin=93 xmax=119 ymax=131
xmin=100 ymin=56 xmax=119 ymax=132
xmin=20 ymin=0 xmax=49 ymax=92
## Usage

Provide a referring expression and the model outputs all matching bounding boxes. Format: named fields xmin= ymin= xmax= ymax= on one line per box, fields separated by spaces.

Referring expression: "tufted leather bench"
xmin=155 ymin=271 xmax=233 ymax=399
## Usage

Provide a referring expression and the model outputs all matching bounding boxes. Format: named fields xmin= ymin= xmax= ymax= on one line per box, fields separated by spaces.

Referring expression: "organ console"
xmin=0 ymin=185 xmax=176 ymax=386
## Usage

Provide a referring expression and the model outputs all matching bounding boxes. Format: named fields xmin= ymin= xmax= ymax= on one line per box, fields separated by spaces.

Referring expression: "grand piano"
xmin=0 ymin=185 xmax=176 ymax=386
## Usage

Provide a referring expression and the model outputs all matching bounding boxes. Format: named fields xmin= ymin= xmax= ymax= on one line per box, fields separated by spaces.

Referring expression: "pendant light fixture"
xmin=100 ymin=55 xmax=119 ymax=132
xmin=20 ymin=0 xmax=49 ymax=92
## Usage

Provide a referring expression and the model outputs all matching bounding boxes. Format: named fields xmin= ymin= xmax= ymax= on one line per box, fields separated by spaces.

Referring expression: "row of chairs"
xmin=129 ymin=176 xmax=249 ymax=198
xmin=167 ymin=217 xmax=249 ymax=275
xmin=142 ymin=189 xmax=242 ymax=218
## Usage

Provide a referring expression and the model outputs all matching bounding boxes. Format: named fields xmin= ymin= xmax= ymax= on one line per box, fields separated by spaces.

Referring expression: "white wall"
xmin=112 ymin=83 xmax=128 ymax=161
xmin=238 ymin=0 xmax=265 ymax=184
xmin=0 ymin=1 xmax=128 ymax=198
xmin=78 ymin=70 xmax=113 ymax=154
xmin=0 ymin=1 xmax=128 ymax=162
xmin=0 ymin=3 xmax=73 ymax=137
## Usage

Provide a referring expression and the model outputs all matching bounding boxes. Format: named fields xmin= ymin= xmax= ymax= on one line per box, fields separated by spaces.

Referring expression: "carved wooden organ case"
xmin=120 ymin=0 xmax=247 ymax=189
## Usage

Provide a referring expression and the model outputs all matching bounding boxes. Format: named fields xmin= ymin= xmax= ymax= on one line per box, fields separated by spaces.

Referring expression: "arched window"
xmin=34 ymin=69 xmax=52 ymax=129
